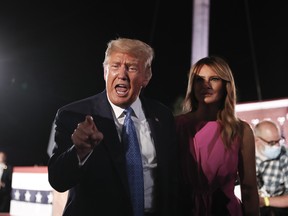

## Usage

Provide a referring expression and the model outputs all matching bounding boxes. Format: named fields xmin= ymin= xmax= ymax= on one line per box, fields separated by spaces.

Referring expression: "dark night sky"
xmin=0 ymin=0 xmax=287 ymax=166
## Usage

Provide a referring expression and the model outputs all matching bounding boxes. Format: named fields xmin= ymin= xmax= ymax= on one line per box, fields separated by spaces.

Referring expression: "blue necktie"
xmin=122 ymin=107 xmax=144 ymax=216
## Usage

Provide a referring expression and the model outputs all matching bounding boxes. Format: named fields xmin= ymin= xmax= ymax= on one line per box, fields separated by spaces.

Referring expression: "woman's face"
xmin=194 ymin=65 xmax=225 ymax=106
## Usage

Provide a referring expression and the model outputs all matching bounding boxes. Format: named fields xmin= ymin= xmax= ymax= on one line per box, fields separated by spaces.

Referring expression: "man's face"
xmin=104 ymin=52 xmax=149 ymax=108
xmin=0 ymin=152 xmax=6 ymax=164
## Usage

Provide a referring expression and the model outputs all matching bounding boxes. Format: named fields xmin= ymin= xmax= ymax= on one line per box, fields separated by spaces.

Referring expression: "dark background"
xmin=0 ymin=0 xmax=287 ymax=166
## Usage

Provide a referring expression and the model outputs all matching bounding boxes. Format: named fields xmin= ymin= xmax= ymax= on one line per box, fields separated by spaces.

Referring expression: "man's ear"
xmin=142 ymin=70 xmax=152 ymax=87
xmin=255 ymin=137 xmax=261 ymax=145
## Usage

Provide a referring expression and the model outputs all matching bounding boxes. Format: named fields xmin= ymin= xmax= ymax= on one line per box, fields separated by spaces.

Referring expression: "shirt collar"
xmin=108 ymin=97 xmax=142 ymax=119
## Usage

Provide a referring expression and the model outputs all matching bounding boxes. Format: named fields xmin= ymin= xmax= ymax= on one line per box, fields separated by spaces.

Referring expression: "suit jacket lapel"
xmin=91 ymin=91 xmax=130 ymax=195
xmin=140 ymin=96 xmax=162 ymax=159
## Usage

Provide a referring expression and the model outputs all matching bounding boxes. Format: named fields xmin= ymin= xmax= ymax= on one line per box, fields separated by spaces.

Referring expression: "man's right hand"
xmin=71 ymin=115 xmax=104 ymax=160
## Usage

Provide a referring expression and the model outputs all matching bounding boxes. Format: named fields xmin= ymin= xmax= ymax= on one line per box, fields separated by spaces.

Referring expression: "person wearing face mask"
xmin=254 ymin=120 xmax=288 ymax=216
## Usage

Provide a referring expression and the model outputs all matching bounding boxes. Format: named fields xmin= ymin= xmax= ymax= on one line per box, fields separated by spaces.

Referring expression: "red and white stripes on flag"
xmin=10 ymin=166 xmax=53 ymax=216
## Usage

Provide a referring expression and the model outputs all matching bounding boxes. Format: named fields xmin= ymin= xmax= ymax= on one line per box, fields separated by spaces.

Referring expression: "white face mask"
xmin=262 ymin=145 xmax=281 ymax=159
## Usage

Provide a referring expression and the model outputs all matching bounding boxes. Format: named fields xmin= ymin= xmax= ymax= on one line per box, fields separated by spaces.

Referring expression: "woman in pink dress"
xmin=175 ymin=56 xmax=259 ymax=215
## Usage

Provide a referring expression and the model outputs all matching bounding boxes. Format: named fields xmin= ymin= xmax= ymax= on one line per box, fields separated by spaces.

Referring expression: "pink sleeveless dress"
xmin=176 ymin=116 xmax=243 ymax=216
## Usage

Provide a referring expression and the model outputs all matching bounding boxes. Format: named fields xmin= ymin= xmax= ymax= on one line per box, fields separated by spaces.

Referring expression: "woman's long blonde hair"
xmin=183 ymin=56 xmax=242 ymax=148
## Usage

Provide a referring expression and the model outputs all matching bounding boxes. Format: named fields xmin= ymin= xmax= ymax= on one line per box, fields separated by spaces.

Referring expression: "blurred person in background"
xmin=0 ymin=151 xmax=13 ymax=212
xmin=254 ymin=120 xmax=288 ymax=216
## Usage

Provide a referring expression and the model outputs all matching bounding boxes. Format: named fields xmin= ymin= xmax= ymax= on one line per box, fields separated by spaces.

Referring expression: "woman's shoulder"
xmin=237 ymin=119 xmax=255 ymax=147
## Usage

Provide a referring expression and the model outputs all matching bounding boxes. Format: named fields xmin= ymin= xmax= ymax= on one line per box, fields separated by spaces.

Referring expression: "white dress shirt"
xmin=109 ymin=97 xmax=157 ymax=212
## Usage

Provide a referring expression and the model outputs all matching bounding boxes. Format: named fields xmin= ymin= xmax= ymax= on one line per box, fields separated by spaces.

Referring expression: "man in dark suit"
xmin=0 ymin=151 xmax=12 ymax=213
xmin=48 ymin=38 xmax=179 ymax=216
